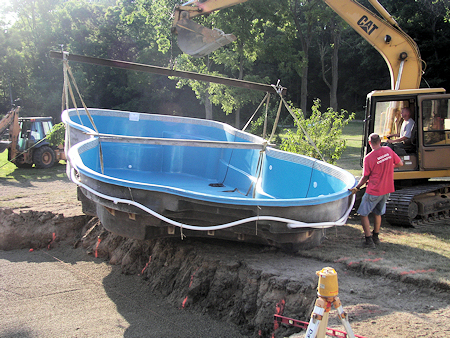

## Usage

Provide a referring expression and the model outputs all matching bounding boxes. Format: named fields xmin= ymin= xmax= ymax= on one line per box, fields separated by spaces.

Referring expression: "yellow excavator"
xmin=172 ymin=0 xmax=450 ymax=226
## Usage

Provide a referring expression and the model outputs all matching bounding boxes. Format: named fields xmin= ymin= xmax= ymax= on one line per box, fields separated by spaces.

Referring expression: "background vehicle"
xmin=0 ymin=107 xmax=66 ymax=169
xmin=172 ymin=0 xmax=450 ymax=226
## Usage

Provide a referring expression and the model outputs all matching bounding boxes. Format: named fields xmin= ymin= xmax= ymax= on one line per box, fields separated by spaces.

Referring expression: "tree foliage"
xmin=280 ymin=99 xmax=355 ymax=164
xmin=46 ymin=122 xmax=65 ymax=146
xmin=0 ymin=0 xmax=449 ymax=128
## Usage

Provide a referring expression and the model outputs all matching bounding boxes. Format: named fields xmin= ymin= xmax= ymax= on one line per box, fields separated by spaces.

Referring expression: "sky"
xmin=0 ymin=0 xmax=17 ymax=27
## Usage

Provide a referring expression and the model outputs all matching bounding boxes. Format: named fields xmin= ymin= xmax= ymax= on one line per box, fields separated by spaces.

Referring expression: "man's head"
xmin=401 ymin=107 xmax=412 ymax=120
xmin=369 ymin=133 xmax=381 ymax=149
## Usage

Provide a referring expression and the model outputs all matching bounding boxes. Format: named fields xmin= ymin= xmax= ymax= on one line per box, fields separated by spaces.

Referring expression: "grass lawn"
xmin=336 ymin=120 xmax=364 ymax=176
xmin=0 ymin=150 xmax=67 ymax=181
xmin=0 ymin=150 xmax=16 ymax=177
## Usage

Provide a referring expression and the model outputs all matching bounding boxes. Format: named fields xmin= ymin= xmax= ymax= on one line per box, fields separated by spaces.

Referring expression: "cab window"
xmin=373 ymin=100 xmax=412 ymax=139
xmin=422 ymin=99 xmax=450 ymax=146
xmin=42 ymin=121 xmax=53 ymax=136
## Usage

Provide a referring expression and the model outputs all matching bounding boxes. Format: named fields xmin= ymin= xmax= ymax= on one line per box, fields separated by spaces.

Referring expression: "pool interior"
xmin=70 ymin=112 xmax=348 ymax=200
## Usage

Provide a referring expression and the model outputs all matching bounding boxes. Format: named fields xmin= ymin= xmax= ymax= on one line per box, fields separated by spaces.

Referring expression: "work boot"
xmin=362 ymin=236 xmax=376 ymax=249
xmin=372 ymin=231 xmax=380 ymax=245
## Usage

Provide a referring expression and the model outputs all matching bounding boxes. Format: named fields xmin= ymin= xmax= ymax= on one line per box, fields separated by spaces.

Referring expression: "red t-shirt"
xmin=363 ymin=146 xmax=401 ymax=196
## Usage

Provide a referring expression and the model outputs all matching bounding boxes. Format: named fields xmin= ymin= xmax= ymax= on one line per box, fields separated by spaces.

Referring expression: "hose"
xmin=71 ymin=168 xmax=355 ymax=232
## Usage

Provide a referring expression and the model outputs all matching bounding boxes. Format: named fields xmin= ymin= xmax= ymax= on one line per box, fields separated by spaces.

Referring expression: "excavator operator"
xmin=385 ymin=107 xmax=415 ymax=154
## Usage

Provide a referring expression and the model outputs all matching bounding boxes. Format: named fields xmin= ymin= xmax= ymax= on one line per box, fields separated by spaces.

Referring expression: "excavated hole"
xmin=0 ymin=208 xmax=321 ymax=337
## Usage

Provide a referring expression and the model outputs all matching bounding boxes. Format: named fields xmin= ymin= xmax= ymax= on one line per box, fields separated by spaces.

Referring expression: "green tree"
xmin=287 ymin=0 xmax=322 ymax=114
xmin=157 ymin=1 xmax=274 ymax=126
xmin=209 ymin=1 xmax=277 ymax=127
xmin=0 ymin=0 xmax=62 ymax=118
xmin=280 ymin=99 xmax=354 ymax=164
xmin=1 ymin=0 xmax=450 ymax=129
xmin=316 ymin=3 xmax=347 ymax=111
xmin=170 ymin=54 xmax=216 ymax=120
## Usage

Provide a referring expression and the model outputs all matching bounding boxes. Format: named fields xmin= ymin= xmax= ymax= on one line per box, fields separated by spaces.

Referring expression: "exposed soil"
xmin=1 ymin=170 xmax=450 ymax=338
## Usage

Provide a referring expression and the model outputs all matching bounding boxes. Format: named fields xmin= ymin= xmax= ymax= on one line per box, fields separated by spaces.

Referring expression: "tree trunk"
xmin=291 ymin=0 xmax=314 ymax=115
xmin=301 ymin=61 xmax=308 ymax=114
xmin=205 ymin=90 xmax=213 ymax=120
xmin=329 ymin=29 xmax=341 ymax=111
xmin=319 ymin=18 xmax=341 ymax=111
xmin=234 ymin=50 xmax=245 ymax=128
xmin=204 ymin=59 xmax=213 ymax=120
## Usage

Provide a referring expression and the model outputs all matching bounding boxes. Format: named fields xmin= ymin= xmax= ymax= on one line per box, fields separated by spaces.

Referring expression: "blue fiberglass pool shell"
xmin=63 ymin=108 xmax=356 ymax=250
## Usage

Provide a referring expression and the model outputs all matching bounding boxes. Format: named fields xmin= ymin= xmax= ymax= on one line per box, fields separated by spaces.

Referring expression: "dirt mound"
xmin=3 ymin=206 xmax=450 ymax=338
xmin=80 ymin=218 xmax=317 ymax=337
xmin=0 ymin=208 xmax=316 ymax=337
xmin=0 ymin=208 xmax=89 ymax=251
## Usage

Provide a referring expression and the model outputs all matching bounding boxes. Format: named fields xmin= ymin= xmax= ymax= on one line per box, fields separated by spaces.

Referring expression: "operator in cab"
xmin=385 ymin=107 xmax=415 ymax=147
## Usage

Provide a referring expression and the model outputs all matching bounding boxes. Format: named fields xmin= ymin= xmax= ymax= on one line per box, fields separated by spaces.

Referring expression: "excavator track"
xmin=386 ymin=183 xmax=450 ymax=226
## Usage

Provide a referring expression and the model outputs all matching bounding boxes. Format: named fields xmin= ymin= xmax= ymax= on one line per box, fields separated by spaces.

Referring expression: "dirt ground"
xmin=1 ymin=167 xmax=450 ymax=337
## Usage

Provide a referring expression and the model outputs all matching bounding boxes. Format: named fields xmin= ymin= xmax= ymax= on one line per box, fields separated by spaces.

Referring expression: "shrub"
xmin=46 ymin=122 xmax=65 ymax=147
xmin=280 ymin=99 xmax=355 ymax=164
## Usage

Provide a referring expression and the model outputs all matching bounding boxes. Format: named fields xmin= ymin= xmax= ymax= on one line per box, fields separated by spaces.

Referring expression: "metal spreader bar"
xmin=49 ymin=51 xmax=286 ymax=95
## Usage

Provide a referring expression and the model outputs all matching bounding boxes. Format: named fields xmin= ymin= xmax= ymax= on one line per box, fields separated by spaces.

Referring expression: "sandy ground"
xmin=2 ymin=168 xmax=450 ymax=337
xmin=0 ymin=246 xmax=245 ymax=338
xmin=0 ymin=166 xmax=82 ymax=217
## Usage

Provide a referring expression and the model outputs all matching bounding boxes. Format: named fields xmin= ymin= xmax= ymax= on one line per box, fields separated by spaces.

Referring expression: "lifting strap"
xmin=62 ymin=52 xmax=105 ymax=174
xmin=241 ymin=82 xmax=326 ymax=163
xmin=279 ymin=95 xmax=326 ymax=162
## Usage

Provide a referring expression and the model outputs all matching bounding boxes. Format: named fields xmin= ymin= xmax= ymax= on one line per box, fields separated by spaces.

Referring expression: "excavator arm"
xmin=324 ymin=0 xmax=422 ymax=90
xmin=0 ymin=107 xmax=19 ymax=137
xmin=172 ymin=0 xmax=422 ymax=90
xmin=172 ymin=0 xmax=249 ymax=24
xmin=0 ymin=107 xmax=20 ymax=155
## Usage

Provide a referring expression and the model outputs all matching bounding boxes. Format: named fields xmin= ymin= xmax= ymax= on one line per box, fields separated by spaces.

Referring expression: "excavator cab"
xmin=362 ymin=89 xmax=450 ymax=226
xmin=362 ymin=89 xmax=450 ymax=173
xmin=172 ymin=0 xmax=246 ymax=57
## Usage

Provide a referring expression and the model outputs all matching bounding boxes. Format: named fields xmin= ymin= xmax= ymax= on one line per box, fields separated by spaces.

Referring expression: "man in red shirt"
xmin=351 ymin=133 xmax=403 ymax=248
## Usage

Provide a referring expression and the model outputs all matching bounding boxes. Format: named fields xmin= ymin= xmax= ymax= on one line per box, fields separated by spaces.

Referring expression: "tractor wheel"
xmin=16 ymin=160 xmax=33 ymax=168
xmin=8 ymin=149 xmax=32 ymax=168
xmin=33 ymin=146 xmax=56 ymax=169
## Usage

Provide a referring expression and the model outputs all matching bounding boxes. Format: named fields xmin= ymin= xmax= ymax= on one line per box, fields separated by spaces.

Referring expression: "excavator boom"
xmin=0 ymin=107 xmax=19 ymax=154
xmin=0 ymin=107 xmax=19 ymax=138
xmin=324 ymin=0 xmax=422 ymax=90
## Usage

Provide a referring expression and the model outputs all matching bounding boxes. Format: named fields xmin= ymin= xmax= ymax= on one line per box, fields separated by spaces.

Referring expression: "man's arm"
xmin=386 ymin=132 xmax=399 ymax=138
xmin=387 ymin=136 xmax=408 ymax=144
xmin=394 ymin=159 xmax=404 ymax=168
xmin=349 ymin=175 xmax=369 ymax=194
